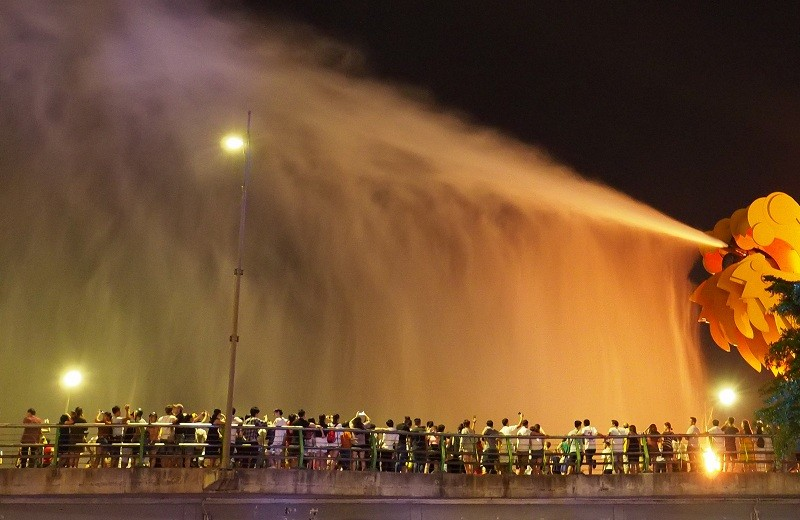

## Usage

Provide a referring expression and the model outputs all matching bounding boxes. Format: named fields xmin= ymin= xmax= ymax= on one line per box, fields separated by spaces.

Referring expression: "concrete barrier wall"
xmin=1 ymin=468 xmax=799 ymax=499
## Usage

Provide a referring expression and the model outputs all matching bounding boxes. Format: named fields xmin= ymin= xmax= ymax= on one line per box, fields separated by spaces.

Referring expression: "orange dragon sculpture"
xmin=691 ymin=192 xmax=800 ymax=372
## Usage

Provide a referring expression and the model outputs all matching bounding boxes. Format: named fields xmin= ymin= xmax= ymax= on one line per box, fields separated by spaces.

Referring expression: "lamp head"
xmin=718 ymin=387 xmax=736 ymax=407
xmin=221 ymin=134 xmax=245 ymax=152
xmin=62 ymin=370 xmax=82 ymax=388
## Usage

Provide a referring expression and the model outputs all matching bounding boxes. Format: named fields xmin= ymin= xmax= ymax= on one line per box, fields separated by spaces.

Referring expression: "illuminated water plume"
xmin=0 ymin=1 xmax=707 ymax=428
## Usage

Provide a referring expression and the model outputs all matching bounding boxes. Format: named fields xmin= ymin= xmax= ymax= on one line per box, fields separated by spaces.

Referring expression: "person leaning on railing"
xmin=754 ymin=421 xmax=770 ymax=471
xmin=19 ymin=408 xmax=43 ymax=468
xmin=444 ymin=424 xmax=463 ymax=473
xmin=109 ymin=405 xmax=130 ymax=468
xmin=68 ymin=408 xmax=88 ymax=468
xmin=661 ymin=422 xmax=677 ymax=473
xmin=173 ymin=404 xmax=196 ymax=469
xmin=481 ymin=420 xmax=500 ymax=475
xmin=156 ymin=406 xmax=177 ymax=468
xmin=203 ymin=409 xmax=224 ymax=468
xmin=515 ymin=419 xmax=532 ymax=475
xmin=92 ymin=411 xmax=113 ymax=468
xmin=350 ymin=416 xmax=368 ymax=471
xmin=408 ymin=418 xmax=426 ymax=473
xmin=305 ymin=417 xmax=323 ymax=470
xmin=739 ymin=420 xmax=755 ymax=472
xmin=459 ymin=416 xmax=477 ymax=475
xmin=146 ymin=412 xmax=160 ymax=468
xmin=498 ymin=415 xmax=523 ymax=474
xmin=645 ymin=424 xmax=660 ymax=472
xmin=309 ymin=414 xmax=329 ymax=471
xmin=607 ymin=420 xmax=626 ymax=474
xmin=706 ymin=418 xmax=725 ymax=464
xmin=720 ymin=417 xmax=739 ymax=472
xmin=338 ymin=424 xmax=353 ymax=470
xmin=395 ymin=417 xmax=411 ymax=473
xmin=56 ymin=414 xmax=72 ymax=468
xmin=581 ymin=419 xmax=604 ymax=476
xmin=626 ymin=425 xmax=641 ymax=474
xmin=379 ymin=419 xmax=398 ymax=472
xmin=425 ymin=421 xmax=440 ymax=473
xmin=240 ymin=407 xmax=264 ymax=469
xmin=528 ymin=423 xmax=546 ymax=475
xmin=123 ymin=409 xmax=146 ymax=468
xmin=267 ymin=409 xmax=287 ymax=469
xmin=564 ymin=420 xmax=582 ymax=475
xmin=685 ymin=416 xmax=701 ymax=472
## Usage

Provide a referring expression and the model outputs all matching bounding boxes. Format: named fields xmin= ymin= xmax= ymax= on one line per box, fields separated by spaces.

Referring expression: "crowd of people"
xmin=12 ymin=405 xmax=786 ymax=474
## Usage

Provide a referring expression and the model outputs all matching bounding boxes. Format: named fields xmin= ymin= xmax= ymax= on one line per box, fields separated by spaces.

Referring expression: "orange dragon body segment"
xmin=691 ymin=192 xmax=800 ymax=373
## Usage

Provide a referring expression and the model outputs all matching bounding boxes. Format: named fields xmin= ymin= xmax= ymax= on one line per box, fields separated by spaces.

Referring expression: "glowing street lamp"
xmin=718 ymin=387 xmax=736 ymax=407
xmin=703 ymin=385 xmax=738 ymax=427
xmin=221 ymin=134 xmax=245 ymax=152
xmin=62 ymin=370 xmax=82 ymax=413
xmin=220 ymin=113 xmax=252 ymax=470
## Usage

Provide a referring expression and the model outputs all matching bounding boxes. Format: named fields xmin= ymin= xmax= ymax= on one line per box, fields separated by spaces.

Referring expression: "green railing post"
xmin=506 ymin=435 xmax=514 ymax=473
xmin=53 ymin=427 xmax=60 ymax=468
xmin=612 ymin=446 xmax=619 ymax=474
xmin=370 ymin=432 xmax=378 ymax=471
xmin=137 ymin=425 xmax=146 ymax=467
xmin=440 ymin=433 xmax=446 ymax=472
xmin=542 ymin=439 xmax=548 ymax=474
xmin=298 ymin=429 xmax=304 ymax=469
xmin=472 ymin=434 xmax=479 ymax=474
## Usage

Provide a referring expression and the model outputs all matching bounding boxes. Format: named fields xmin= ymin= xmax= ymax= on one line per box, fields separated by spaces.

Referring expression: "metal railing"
xmin=0 ymin=424 xmax=786 ymax=474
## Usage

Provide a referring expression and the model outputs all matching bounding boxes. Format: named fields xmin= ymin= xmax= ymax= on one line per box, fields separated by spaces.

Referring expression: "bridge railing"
xmin=0 ymin=423 xmax=785 ymax=474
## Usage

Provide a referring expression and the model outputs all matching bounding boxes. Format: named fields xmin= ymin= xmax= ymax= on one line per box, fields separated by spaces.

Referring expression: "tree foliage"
xmin=756 ymin=276 xmax=800 ymax=462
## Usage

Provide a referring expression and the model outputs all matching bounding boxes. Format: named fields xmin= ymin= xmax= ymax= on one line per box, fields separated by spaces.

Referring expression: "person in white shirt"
xmin=528 ymin=423 xmax=546 ymax=475
xmin=607 ymin=419 xmax=626 ymax=474
xmin=379 ymin=419 xmax=399 ymax=472
xmin=601 ymin=440 xmax=614 ymax=474
xmin=565 ymin=420 xmax=583 ymax=475
xmin=496 ymin=414 xmax=523 ymax=474
xmin=157 ymin=407 xmax=176 ymax=442
xmin=269 ymin=408 xmax=288 ymax=468
xmin=707 ymin=418 xmax=725 ymax=455
xmin=110 ymin=405 xmax=130 ymax=468
xmin=156 ymin=406 xmax=177 ymax=468
xmin=515 ymin=419 xmax=531 ymax=475
xmin=581 ymin=419 xmax=604 ymax=475
xmin=684 ymin=416 xmax=701 ymax=472
xmin=230 ymin=408 xmax=243 ymax=442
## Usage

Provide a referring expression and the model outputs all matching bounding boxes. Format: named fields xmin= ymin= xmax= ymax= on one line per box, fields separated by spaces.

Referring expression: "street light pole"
xmin=221 ymin=111 xmax=252 ymax=470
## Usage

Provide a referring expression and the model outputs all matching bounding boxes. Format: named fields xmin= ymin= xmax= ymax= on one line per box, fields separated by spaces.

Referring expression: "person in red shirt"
xmin=20 ymin=408 xmax=43 ymax=468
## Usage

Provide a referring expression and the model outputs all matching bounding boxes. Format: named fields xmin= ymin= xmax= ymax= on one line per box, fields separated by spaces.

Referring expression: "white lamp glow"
xmin=718 ymin=387 xmax=736 ymax=407
xmin=221 ymin=134 xmax=245 ymax=152
xmin=62 ymin=370 xmax=82 ymax=388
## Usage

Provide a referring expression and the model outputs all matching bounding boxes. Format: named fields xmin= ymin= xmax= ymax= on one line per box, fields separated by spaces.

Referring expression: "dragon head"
xmin=691 ymin=192 xmax=800 ymax=372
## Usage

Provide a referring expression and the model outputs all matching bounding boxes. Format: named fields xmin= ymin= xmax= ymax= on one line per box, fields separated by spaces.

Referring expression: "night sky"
xmin=248 ymin=2 xmax=800 ymax=409
xmin=254 ymin=1 xmax=800 ymax=227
